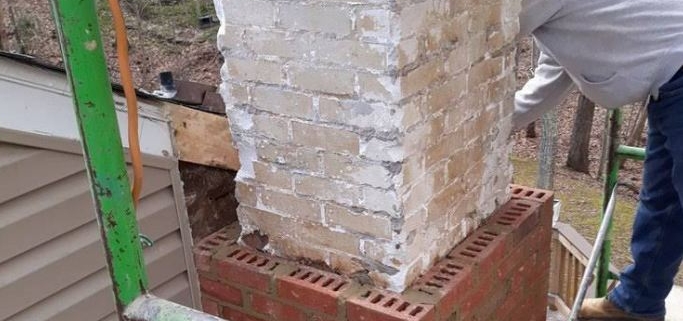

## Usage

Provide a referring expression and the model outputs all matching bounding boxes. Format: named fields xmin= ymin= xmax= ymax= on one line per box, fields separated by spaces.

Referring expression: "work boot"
xmin=578 ymin=298 xmax=664 ymax=321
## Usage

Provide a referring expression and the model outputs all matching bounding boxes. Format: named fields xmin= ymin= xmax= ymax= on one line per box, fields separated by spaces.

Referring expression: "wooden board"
xmin=163 ymin=103 xmax=240 ymax=171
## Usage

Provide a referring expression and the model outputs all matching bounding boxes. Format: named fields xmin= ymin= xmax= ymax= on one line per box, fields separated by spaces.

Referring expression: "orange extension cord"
xmin=106 ymin=0 xmax=143 ymax=208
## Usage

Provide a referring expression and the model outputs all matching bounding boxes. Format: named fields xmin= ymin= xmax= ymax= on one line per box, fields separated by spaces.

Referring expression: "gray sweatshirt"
xmin=514 ymin=0 xmax=683 ymax=129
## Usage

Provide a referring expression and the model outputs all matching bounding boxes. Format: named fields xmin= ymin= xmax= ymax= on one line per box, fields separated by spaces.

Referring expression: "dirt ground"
xmin=0 ymin=0 xmax=221 ymax=91
xmin=2 ymin=1 xmax=680 ymax=286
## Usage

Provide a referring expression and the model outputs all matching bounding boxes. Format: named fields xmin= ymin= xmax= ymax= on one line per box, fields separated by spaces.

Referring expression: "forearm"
xmin=513 ymin=52 xmax=574 ymax=130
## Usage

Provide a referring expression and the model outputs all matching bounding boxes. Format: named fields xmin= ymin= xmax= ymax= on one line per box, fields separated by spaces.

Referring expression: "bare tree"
xmin=626 ymin=102 xmax=648 ymax=148
xmin=566 ymin=95 xmax=596 ymax=174
xmin=525 ymin=122 xmax=537 ymax=138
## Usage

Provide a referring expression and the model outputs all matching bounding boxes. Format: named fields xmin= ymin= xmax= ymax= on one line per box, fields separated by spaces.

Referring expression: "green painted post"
xmin=616 ymin=145 xmax=646 ymax=161
xmin=49 ymin=0 xmax=148 ymax=314
xmin=597 ymin=109 xmax=623 ymax=297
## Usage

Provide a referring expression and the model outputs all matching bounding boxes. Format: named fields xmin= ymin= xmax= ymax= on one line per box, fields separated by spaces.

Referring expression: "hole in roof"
xmin=525 ymin=190 xmax=534 ymax=196
xmin=299 ymin=271 xmax=312 ymax=280
xmin=536 ymin=192 xmax=546 ymax=198
xmin=484 ymin=231 xmax=499 ymax=236
xmin=206 ymin=239 xmax=220 ymax=246
xmin=361 ymin=291 xmax=372 ymax=298
xmin=512 ymin=188 xmax=523 ymax=194
xmin=227 ymin=249 xmax=241 ymax=258
xmin=289 ymin=269 xmax=300 ymax=277
xmin=497 ymin=221 xmax=512 ymax=226
xmin=257 ymin=259 xmax=268 ymax=267
xmin=247 ymin=256 xmax=258 ymax=264
xmin=322 ymin=278 xmax=334 ymax=288
xmin=465 ymin=246 xmax=483 ymax=252
xmin=397 ymin=302 xmax=410 ymax=312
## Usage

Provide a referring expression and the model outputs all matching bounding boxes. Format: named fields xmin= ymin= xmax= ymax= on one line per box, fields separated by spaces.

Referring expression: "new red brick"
xmin=200 ymin=277 xmax=244 ymax=306
xmin=347 ymin=290 xmax=435 ymax=321
xmin=510 ymin=184 xmax=554 ymax=215
xmin=410 ymin=258 xmax=474 ymax=318
xmin=447 ymin=228 xmax=509 ymax=281
xmin=194 ymin=227 xmax=240 ymax=273
xmin=276 ymin=268 xmax=350 ymax=316
xmin=250 ymin=293 xmax=306 ymax=321
xmin=215 ymin=246 xmax=281 ymax=293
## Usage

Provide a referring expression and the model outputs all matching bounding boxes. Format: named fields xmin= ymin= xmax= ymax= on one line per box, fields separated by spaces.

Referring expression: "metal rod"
xmin=124 ymin=295 xmax=225 ymax=321
xmin=568 ymin=185 xmax=620 ymax=321
xmin=49 ymin=0 xmax=148 ymax=314
xmin=616 ymin=145 xmax=646 ymax=161
xmin=597 ymin=109 xmax=622 ymax=297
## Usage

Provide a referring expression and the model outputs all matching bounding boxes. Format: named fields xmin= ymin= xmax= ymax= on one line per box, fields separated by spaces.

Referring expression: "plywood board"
xmin=163 ymin=103 xmax=240 ymax=171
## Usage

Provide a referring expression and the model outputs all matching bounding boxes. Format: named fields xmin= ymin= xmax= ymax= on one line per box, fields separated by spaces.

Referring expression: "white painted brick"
xmin=279 ymin=3 xmax=352 ymax=36
xmin=220 ymin=0 xmax=275 ymax=26
xmin=226 ymin=58 xmax=282 ymax=84
xmin=360 ymin=138 xmax=404 ymax=162
xmin=322 ymin=152 xmax=394 ymax=189
xmin=319 ymin=98 xmax=401 ymax=132
xmin=252 ymin=87 xmax=314 ymax=120
xmin=288 ymin=64 xmax=355 ymax=95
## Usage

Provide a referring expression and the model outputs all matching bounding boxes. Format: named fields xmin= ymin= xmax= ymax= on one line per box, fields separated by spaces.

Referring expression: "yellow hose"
xmin=106 ymin=0 xmax=143 ymax=208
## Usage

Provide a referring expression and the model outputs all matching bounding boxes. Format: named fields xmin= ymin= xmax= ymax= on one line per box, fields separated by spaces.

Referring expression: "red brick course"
xmin=195 ymin=186 xmax=554 ymax=321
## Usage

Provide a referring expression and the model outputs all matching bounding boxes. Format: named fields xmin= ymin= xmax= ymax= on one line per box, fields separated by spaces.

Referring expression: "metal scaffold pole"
xmin=48 ymin=0 xmax=224 ymax=319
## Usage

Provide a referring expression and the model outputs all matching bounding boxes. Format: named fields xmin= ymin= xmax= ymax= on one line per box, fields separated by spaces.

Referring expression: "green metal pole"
xmin=616 ymin=145 xmax=646 ymax=162
xmin=49 ymin=0 xmax=148 ymax=314
xmin=597 ymin=109 xmax=623 ymax=297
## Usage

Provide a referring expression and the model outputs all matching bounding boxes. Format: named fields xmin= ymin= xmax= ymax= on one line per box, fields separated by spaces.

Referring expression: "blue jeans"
xmin=609 ymin=68 xmax=683 ymax=318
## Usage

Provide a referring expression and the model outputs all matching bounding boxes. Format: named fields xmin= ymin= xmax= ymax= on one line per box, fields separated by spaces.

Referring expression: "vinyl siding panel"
xmin=0 ymin=142 xmax=197 ymax=320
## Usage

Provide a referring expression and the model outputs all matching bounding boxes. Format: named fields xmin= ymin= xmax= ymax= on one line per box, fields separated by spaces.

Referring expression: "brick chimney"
xmin=214 ymin=0 xmax=520 ymax=291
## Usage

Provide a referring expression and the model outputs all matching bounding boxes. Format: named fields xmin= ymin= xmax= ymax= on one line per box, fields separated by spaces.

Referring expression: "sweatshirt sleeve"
xmin=513 ymin=50 xmax=574 ymax=130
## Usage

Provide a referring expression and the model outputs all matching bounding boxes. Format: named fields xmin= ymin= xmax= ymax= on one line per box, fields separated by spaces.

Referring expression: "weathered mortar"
xmin=213 ymin=0 xmax=520 ymax=291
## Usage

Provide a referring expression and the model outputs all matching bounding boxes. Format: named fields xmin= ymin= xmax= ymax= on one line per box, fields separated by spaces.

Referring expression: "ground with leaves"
xmin=0 ymin=0 xmax=221 ymax=91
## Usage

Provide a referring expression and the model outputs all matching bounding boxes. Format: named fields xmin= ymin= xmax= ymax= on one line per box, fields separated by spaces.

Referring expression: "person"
xmin=515 ymin=0 xmax=683 ymax=320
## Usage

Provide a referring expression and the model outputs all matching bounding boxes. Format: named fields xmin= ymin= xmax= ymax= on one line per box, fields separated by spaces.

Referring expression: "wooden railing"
xmin=547 ymin=222 xmax=619 ymax=316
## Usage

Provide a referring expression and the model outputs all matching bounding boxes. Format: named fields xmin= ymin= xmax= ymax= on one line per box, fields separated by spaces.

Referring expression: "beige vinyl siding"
xmin=0 ymin=136 xmax=198 ymax=320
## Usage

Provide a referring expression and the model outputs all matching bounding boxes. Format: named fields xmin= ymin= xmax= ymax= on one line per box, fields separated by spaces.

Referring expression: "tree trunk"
xmin=597 ymin=112 xmax=610 ymax=180
xmin=537 ymin=109 xmax=558 ymax=189
xmin=525 ymin=122 xmax=537 ymax=138
xmin=566 ymin=95 xmax=596 ymax=174
xmin=626 ymin=102 xmax=648 ymax=147
xmin=0 ymin=5 xmax=6 ymax=50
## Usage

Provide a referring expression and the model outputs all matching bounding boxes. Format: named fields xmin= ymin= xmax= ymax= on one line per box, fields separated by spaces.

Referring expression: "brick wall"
xmin=213 ymin=0 xmax=520 ymax=290
xmin=195 ymin=186 xmax=553 ymax=320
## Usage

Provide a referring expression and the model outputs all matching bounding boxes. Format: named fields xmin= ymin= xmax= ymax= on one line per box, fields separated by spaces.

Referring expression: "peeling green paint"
xmin=49 ymin=0 xmax=148 ymax=315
